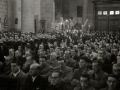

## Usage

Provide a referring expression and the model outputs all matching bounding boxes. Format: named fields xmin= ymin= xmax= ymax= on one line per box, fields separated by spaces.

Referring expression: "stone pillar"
xmin=21 ymin=0 xmax=35 ymax=33
xmin=14 ymin=0 xmax=21 ymax=31
xmin=82 ymin=0 xmax=88 ymax=32
xmin=8 ymin=0 xmax=14 ymax=31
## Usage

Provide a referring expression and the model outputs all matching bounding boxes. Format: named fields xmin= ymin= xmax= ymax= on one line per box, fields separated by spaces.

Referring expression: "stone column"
xmin=21 ymin=0 xmax=35 ymax=33
xmin=14 ymin=0 xmax=21 ymax=31
xmin=82 ymin=0 xmax=88 ymax=32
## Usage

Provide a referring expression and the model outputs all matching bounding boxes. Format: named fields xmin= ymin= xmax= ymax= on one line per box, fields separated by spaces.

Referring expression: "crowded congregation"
xmin=0 ymin=30 xmax=120 ymax=90
xmin=0 ymin=0 xmax=120 ymax=90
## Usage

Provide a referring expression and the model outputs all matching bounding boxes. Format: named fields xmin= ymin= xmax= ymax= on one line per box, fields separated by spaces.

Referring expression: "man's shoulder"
xmin=63 ymin=66 xmax=73 ymax=73
xmin=71 ymin=58 xmax=76 ymax=62
xmin=102 ymin=71 xmax=108 ymax=77
xmin=74 ymin=86 xmax=80 ymax=90
xmin=66 ymin=66 xmax=72 ymax=71
xmin=99 ymin=70 xmax=108 ymax=79
xmin=18 ymin=70 xmax=27 ymax=77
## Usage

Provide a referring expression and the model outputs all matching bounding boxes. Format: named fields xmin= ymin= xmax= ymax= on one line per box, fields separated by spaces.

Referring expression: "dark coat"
xmin=47 ymin=83 xmax=72 ymax=90
xmin=66 ymin=58 xmax=77 ymax=70
xmin=73 ymin=68 xmax=92 ymax=81
xmin=23 ymin=75 xmax=48 ymax=90
xmin=100 ymin=87 xmax=120 ymax=90
xmin=90 ymin=70 xmax=108 ymax=90
xmin=9 ymin=70 xmax=27 ymax=90
xmin=74 ymin=85 xmax=96 ymax=90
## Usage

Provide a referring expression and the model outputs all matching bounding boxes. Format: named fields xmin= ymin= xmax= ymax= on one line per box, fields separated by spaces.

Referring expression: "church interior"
xmin=0 ymin=0 xmax=120 ymax=33
xmin=0 ymin=0 xmax=120 ymax=90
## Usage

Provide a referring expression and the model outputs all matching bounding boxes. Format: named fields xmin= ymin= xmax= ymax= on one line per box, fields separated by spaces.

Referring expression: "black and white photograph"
xmin=0 ymin=0 xmax=120 ymax=90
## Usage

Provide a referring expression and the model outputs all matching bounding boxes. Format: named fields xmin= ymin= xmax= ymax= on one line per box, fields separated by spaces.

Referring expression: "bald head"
xmin=29 ymin=63 xmax=40 ymax=77
xmin=50 ymin=52 xmax=57 ymax=61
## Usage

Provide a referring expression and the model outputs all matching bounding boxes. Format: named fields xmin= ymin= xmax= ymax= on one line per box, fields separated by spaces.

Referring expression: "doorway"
xmin=94 ymin=3 xmax=120 ymax=31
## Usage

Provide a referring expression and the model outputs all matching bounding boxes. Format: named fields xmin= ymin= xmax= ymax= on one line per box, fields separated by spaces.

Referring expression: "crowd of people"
xmin=0 ymin=30 xmax=120 ymax=90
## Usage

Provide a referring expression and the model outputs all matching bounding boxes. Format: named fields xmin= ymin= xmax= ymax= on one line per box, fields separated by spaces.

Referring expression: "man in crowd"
xmin=112 ymin=63 xmax=120 ymax=85
xmin=100 ymin=74 xmax=120 ymax=90
xmin=47 ymin=52 xmax=58 ymax=67
xmin=74 ymin=74 xmax=95 ymax=90
xmin=9 ymin=60 xmax=27 ymax=90
xmin=64 ymin=50 xmax=77 ymax=70
xmin=1 ymin=56 xmax=12 ymax=74
xmin=49 ymin=58 xmax=73 ymax=90
xmin=90 ymin=60 xmax=108 ymax=90
xmin=72 ymin=56 xmax=92 ymax=86
xmin=39 ymin=56 xmax=54 ymax=78
xmin=47 ymin=70 xmax=72 ymax=90
xmin=23 ymin=63 xmax=47 ymax=90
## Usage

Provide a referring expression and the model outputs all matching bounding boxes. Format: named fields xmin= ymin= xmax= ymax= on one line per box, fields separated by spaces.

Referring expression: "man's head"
xmin=73 ymin=45 xmax=78 ymax=50
xmin=10 ymin=36 xmax=14 ymax=41
xmin=39 ymin=44 xmax=44 ymax=50
xmin=50 ymin=52 xmax=57 ymax=61
xmin=15 ymin=50 xmax=21 ymax=57
xmin=25 ymin=51 xmax=31 ymax=57
xmin=25 ymin=51 xmax=33 ymax=60
xmin=5 ymin=56 xmax=13 ymax=65
xmin=50 ymin=46 xmax=55 ymax=53
xmin=79 ymin=56 xmax=89 ymax=69
xmin=29 ymin=63 xmax=40 ymax=77
xmin=25 ymin=44 xmax=30 ymax=51
xmin=39 ymin=56 xmax=47 ymax=67
xmin=64 ymin=50 xmax=70 ymax=59
xmin=117 ymin=51 xmax=120 ymax=63
xmin=92 ymin=60 xmax=102 ymax=74
xmin=97 ymin=50 xmax=103 ymax=57
xmin=51 ymin=70 xmax=62 ymax=85
xmin=9 ymin=48 xmax=14 ymax=56
xmin=80 ymin=74 xmax=90 ymax=89
xmin=112 ymin=63 xmax=120 ymax=76
xmin=11 ymin=60 xmax=21 ymax=73
xmin=18 ymin=45 xmax=22 ymax=51
xmin=71 ymin=49 xmax=76 ymax=56
xmin=38 ymin=49 xmax=46 ymax=57
xmin=58 ymin=58 xmax=66 ymax=69
xmin=107 ymin=74 xmax=118 ymax=89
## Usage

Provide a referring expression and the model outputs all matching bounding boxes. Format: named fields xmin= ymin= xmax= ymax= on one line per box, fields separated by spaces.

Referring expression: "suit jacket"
xmin=47 ymin=83 xmax=72 ymax=90
xmin=66 ymin=58 xmax=77 ymax=70
xmin=23 ymin=75 xmax=48 ymax=90
xmin=40 ymin=65 xmax=54 ymax=78
xmin=100 ymin=87 xmax=120 ymax=90
xmin=0 ymin=75 xmax=18 ymax=90
xmin=9 ymin=70 xmax=27 ymax=86
xmin=73 ymin=68 xmax=92 ymax=81
xmin=0 ymin=44 xmax=9 ymax=63
xmin=47 ymin=60 xmax=58 ymax=67
xmin=74 ymin=85 xmax=96 ymax=90
xmin=62 ymin=66 xmax=73 ymax=84
xmin=90 ymin=70 xmax=108 ymax=90
xmin=50 ymin=66 xmax=73 ymax=90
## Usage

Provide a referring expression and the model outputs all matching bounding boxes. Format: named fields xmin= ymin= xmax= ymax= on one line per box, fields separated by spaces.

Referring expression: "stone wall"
xmin=40 ymin=0 xmax=55 ymax=32
xmin=0 ymin=0 xmax=94 ymax=32
xmin=69 ymin=0 xmax=83 ymax=24
xmin=34 ymin=0 xmax=41 ymax=33
xmin=0 ymin=0 xmax=8 ymax=31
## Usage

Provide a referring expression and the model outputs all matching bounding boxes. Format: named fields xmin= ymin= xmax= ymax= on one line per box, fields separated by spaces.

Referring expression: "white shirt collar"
xmin=32 ymin=76 xmax=38 ymax=82
xmin=13 ymin=70 xmax=20 ymax=77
